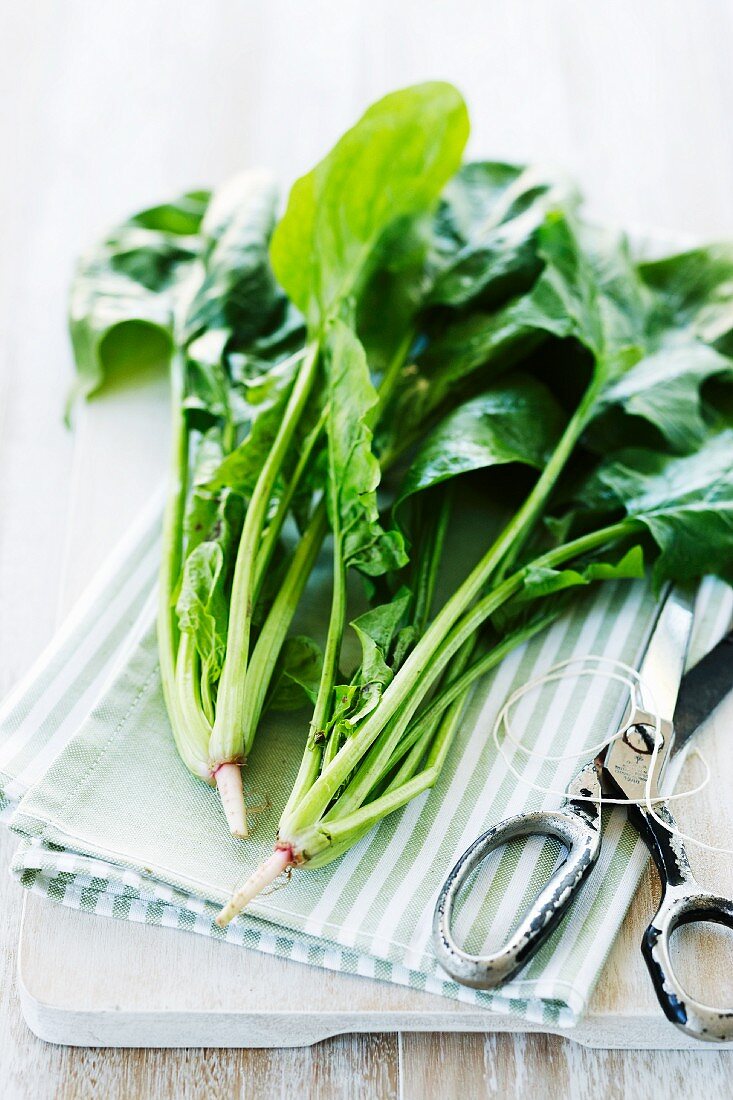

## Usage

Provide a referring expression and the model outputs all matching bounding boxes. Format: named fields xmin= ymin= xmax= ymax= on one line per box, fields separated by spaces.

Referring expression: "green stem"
xmin=312 ymin=329 xmax=416 ymax=737
xmin=254 ymin=326 xmax=410 ymax=606
xmin=376 ymin=635 xmax=478 ymax=791
xmin=316 ymin=488 xmax=456 ymax=805
xmin=311 ymin=534 xmax=348 ymax=740
xmin=253 ymin=401 xmax=328 ymax=598
xmin=321 ymin=769 xmax=438 ymax=848
xmin=367 ymin=328 xmax=414 ymax=429
xmin=200 ymin=662 xmax=215 ymax=727
xmin=239 ymin=503 xmax=329 ymax=758
xmin=411 ymin=488 xmax=453 ymax=634
xmin=315 ymin=679 xmax=484 ymax=858
xmin=493 ymin=378 xmax=601 ymax=582
xmin=380 ymin=605 xmax=560 ymax=797
xmin=157 ymin=353 xmax=210 ymax=780
xmin=282 ymin=518 xmax=636 ymax=840
xmin=393 ymin=607 xmax=560 ymax=773
xmin=308 ymin=607 xmax=573 ymax=863
xmin=157 ymin=355 xmax=187 ymax=691
xmin=321 ymin=706 xmax=344 ymax=771
xmin=340 ymin=488 xmax=455 ymax=799
xmin=210 ymin=341 xmax=320 ymax=766
xmin=175 ymin=632 xmax=212 ymax=741
xmin=280 ymin=709 xmax=325 ymax=825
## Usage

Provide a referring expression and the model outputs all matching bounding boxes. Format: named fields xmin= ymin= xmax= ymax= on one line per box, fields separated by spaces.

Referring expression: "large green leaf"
xmin=396 ymin=375 xmax=566 ymax=507
xmin=581 ymin=244 xmax=733 ymax=452
xmin=270 ymin=81 xmax=469 ymax=327
xmin=350 ymin=588 xmax=413 ymax=686
xmin=68 ymin=191 xmax=209 ymax=408
xmin=420 ymin=212 xmax=646 ymax=386
xmin=180 ymin=170 xmax=281 ymax=347
xmin=183 ymin=429 xmax=229 ymax=553
xmin=361 ymin=161 xmax=575 ymax=401
xmin=590 ymin=340 xmax=733 ymax=452
xmin=396 ymin=212 xmax=648 ymax=437
xmin=523 ymin=214 xmax=649 ymax=381
xmin=640 ymin=245 xmax=733 ymax=354
xmin=585 ymin=431 xmax=733 ymax=584
xmin=418 ymin=216 xmax=733 ymax=460
xmin=180 ymin=172 xmax=306 ymax=440
xmin=493 ymin=545 xmax=645 ymax=633
xmin=356 ymin=214 xmax=432 ymax=378
xmin=427 ymin=161 xmax=578 ymax=308
xmin=516 ymin=545 xmax=645 ymax=603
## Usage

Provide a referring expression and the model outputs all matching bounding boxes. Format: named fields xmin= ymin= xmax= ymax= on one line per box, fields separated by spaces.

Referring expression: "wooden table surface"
xmin=3 ymin=2 xmax=733 ymax=1096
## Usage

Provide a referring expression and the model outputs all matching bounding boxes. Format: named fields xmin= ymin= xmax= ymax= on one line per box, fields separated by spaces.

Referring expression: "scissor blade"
xmin=672 ymin=628 xmax=733 ymax=757
xmin=602 ymin=588 xmax=695 ymax=803
xmin=634 ymin=587 xmax=696 ymax=722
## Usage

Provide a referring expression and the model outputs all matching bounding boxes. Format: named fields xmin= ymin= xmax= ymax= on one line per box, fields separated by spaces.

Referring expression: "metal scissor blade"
xmin=602 ymin=587 xmax=695 ymax=802
xmin=634 ymin=587 xmax=696 ymax=722
xmin=672 ymin=627 xmax=733 ymax=757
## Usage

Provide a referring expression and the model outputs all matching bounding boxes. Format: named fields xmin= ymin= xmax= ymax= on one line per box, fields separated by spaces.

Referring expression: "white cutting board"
xmin=15 ymin=676 xmax=733 ymax=1051
xmin=15 ymin=336 xmax=733 ymax=1051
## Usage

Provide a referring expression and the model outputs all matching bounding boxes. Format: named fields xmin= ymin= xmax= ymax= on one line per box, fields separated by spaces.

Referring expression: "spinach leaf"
xmin=180 ymin=172 xmax=305 ymax=444
xmin=492 ymin=544 xmax=645 ymax=635
xmin=640 ymin=245 xmax=733 ymax=354
xmin=326 ymin=320 xmax=406 ymax=576
xmin=577 ymin=431 xmax=733 ymax=584
xmin=180 ymin=171 xmax=281 ymax=347
xmin=267 ymin=636 xmax=324 ymax=712
xmin=355 ymin=214 xmax=432 ymax=378
xmin=521 ymin=215 xmax=648 ymax=382
xmin=515 ymin=544 xmax=645 ymax=604
xmin=590 ymin=341 xmax=733 ymax=452
xmin=390 ymin=212 xmax=648 ymax=443
xmin=357 ymin=161 xmax=574 ymax=393
xmin=328 ymin=588 xmax=413 ymax=737
xmin=350 ymin=589 xmax=413 ymax=682
xmin=176 ymin=490 xmax=244 ymax=686
xmin=427 ymin=161 xmax=578 ymax=308
xmin=68 ymin=191 xmax=209 ymax=409
xmin=270 ymin=82 xmax=469 ymax=327
xmin=416 ymin=215 xmax=733 ymax=464
xmin=183 ymin=429 xmax=229 ymax=552
xmin=129 ymin=193 xmax=211 ymax=236
xmin=396 ymin=375 xmax=566 ymax=508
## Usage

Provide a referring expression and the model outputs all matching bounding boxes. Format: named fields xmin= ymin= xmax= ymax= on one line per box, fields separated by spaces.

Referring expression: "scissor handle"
xmin=642 ymin=888 xmax=733 ymax=1043
xmin=433 ymin=794 xmax=601 ymax=989
xmin=631 ymin=803 xmax=733 ymax=1043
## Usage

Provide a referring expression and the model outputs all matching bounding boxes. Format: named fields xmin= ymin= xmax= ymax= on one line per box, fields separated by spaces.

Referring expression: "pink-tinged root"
xmin=214 ymin=763 xmax=248 ymax=839
xmin=215 ymin=846 xmax=293 ymax=927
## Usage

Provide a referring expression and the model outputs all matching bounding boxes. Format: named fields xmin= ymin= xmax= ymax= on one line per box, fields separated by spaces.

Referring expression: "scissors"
xmin=433 ymin=588 xmax=733 ymax=1043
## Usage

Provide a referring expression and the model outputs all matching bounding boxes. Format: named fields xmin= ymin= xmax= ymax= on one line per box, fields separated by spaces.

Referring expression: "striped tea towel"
xmin=2 ymin=491 xmax=731 ymax=1028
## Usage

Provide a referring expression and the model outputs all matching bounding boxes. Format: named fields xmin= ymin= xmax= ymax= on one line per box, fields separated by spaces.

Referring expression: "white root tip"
xmin=215 ymin=847 xmax=293 ymax=927
xmin=215 ymin=763 xmax=248 ymax=838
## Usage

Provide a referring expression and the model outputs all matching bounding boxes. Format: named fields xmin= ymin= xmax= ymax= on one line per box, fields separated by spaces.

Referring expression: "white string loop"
xmin=492 ymin=654 xmax=732 ymax=856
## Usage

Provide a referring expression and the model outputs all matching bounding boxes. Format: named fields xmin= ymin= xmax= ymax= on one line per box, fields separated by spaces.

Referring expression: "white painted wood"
xmin=4 ymin=0 xmax=733 ymax=1093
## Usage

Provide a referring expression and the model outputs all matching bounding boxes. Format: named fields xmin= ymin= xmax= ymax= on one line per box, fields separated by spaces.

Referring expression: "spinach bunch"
xmin=67 ymin=84 xmax=733 ymax=902
xmin=215 ymin=158 xmax=733 ymax=921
